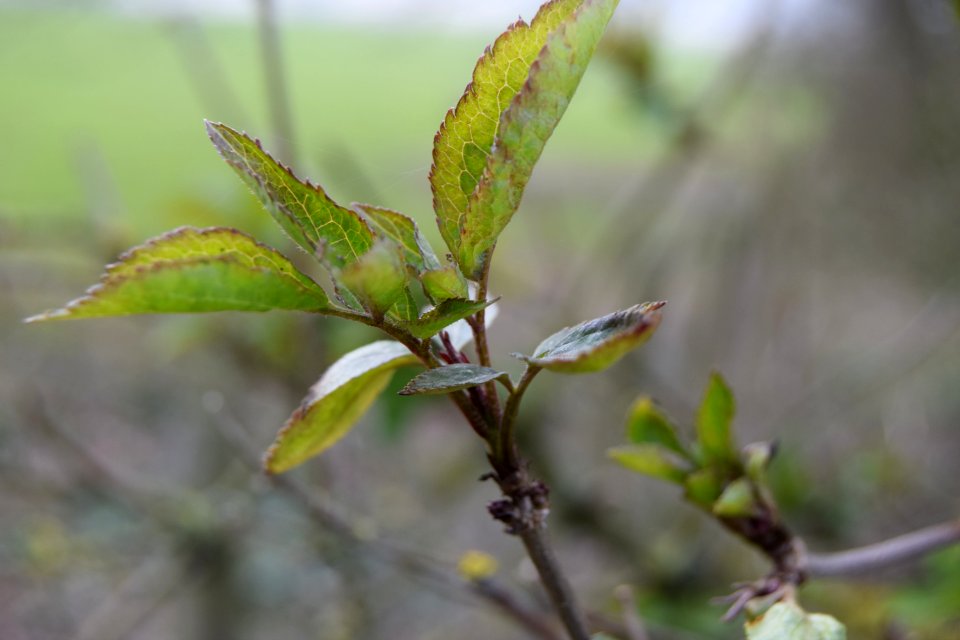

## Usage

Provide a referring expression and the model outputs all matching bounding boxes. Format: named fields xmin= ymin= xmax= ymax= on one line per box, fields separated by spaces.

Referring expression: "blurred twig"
xmin=805 ymin=518 xmax=960 ymax=577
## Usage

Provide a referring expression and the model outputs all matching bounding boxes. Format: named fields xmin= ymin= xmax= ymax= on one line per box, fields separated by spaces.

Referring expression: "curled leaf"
xmin=264 ymin=341 xmax=419 ymax=474
xmin=26 ymin=227 xmax=331 ymax=321
xmin=516 ymin=301 xmax=664 ymax=373
xmin=712 ymin=477 xmax=760 ymax=518
xmin=338 ymin=239 xmax=409 ymax=319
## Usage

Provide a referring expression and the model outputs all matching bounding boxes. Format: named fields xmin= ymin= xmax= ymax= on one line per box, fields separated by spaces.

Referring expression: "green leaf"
xmin=206 ymin=121 xmax=374 ymax=268
xmin=264 ymin=341 xmax=419 ymax=473
xmin=338 ymin=239 xmax=409 ymax=319
xmin=398 ymin=364 xmax=509 ymax=396
xmin=684 ymin=468 xmax=725 ymax=508
xmin=712 ymin=477 xmax=759 ymax=518
xmin=516 ymin=301 xmax=664 ymax=373
xmin=745 ymin=602 xmax=846 ymax=640
xmin=421 ymin=265 xmax=469 ymax=303
xmin=430 ymin=0 xmax=582 ymax=265
xmin=408 ymin=298 xmax=493 ymax=340
xmin=608 ymin=445 xmax=689 ymax=484
xmin=696 ymin=372 xmax=736 ymax=466
xmin=626 ymin=396 xmax=689 ymax=458
xmin=457 ymin=0 xmax=620 ymax=277
xmin=353 ymin=203 xmax=441 ymax=273
xmin=25 ymin=227 xmax=332 ymax=321
xmin=443 ymin=302 xmax=499 ymax=350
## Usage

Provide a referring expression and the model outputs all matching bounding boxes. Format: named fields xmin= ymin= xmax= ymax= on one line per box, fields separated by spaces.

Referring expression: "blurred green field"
xmin=0 ymin=8 xmax=683 ymax=239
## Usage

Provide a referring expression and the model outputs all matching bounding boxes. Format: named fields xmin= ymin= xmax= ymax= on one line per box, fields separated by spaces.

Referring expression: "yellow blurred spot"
xmin=457 ymin=549 xmax=499 ymax=581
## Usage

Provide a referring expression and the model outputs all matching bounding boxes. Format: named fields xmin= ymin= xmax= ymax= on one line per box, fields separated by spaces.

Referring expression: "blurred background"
xmin=2 ymin=0 xmax=959 ymax=638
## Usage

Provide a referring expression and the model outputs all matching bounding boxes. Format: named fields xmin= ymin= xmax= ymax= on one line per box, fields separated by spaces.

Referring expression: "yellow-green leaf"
xmin=338 ymin=239 xmax=409 ymax=319
xmin=745 ymin=602 xmax=846 ymax=640
xmin=206 ymin=121 xmax=373 ymax=268
xmin=421 ymin=265 xmax=469 ymax=303
xmin=696 ymin=372 xmax=737 ymax=466
xmin=684 ymin=468 xmax=725 ymax=508
xmin=626 ymin=396 xmax=690 ymax=458
xmin=25 ymin=227 xmax=331 ymax=321
xmin=712 ymin=477 xmax=760 ymax=518
xmin=608 ymin=444 xmax=690 ymax=484
xmin=516 ymin=301 xmax=664 ymax=373
xmin=430 ymin=0 xmax=581 ymax=264
xmin=353 ymin=203 xmax=441 ymax=273
xmin=458 ymin=0 xmax=620 ymax=277
xmin=264 ymin=341 xmax=419 ymax=474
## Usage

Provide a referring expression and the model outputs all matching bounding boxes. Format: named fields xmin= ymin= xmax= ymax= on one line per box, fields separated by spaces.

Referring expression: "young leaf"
xmin=516 ymin=301 xmax=664 ymax=373
xmin=264 ymin=341 xmax=419 ymax=474
xmin=421 ymin=265 xmax=469 ymax=303
xmin=458 ymin=0 xmax=620 ymax=277
xmin=206 ymin=121 xmax=374 ymax=268
xmin=608 ymin=445 xmax=689 ymax=484
xmin=684 ymin=468 xmax=726 ymax=508
xmin=398 ymin=364 xmax=509 ymax=396
xmin=712 ymin=477 xmax=760 ymax=518
xmin=353 ymin=203 xmax=441 ymax=273
xmin=626 ymin=396 xmax=690 ymax=458
xmin=408 ymin=298 xmax=494 ymax=339
xmin=745 ymin=602 xmax=846 ymax=640
xmin=696 ymin=372 xmax=737 ymax=466
xmin=338 ymin=239 xmax=408 ymax=319
xmin=25 ymin=227 xmax=332 ymax=321
xmin=430 ymin=0 xmax=582 ymax=263
xmin=443 ymin=302 xmax=499 ymax=350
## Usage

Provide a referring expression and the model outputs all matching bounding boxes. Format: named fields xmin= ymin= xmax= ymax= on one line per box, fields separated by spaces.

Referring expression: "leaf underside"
xmin=518 ymin=301 xmax=664 ymax=373
xmin=206 ymin=121 xmax=374 ymax=269
xmin=26 ymin=227 xmax=331 ymax=321
xmin=399 ymin=364 xmax=507 ymax=396
xmin=264 ymin=341 xmax=419 ymax=474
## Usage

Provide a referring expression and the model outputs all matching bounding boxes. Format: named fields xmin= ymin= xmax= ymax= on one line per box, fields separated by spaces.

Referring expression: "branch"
xmin=805 ymin=519 xmax=960 ymax=577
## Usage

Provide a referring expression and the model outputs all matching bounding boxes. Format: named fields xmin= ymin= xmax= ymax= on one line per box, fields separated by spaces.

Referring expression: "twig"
xmin=805 ymin=519 xmax=960 ymax=577
xmin=499 ymin=365 xmax=541 ymax=470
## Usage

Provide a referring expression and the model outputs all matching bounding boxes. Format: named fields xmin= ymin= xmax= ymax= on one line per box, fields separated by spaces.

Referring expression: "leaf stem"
xmin=805 ymin=518 xmax=960 ymax=577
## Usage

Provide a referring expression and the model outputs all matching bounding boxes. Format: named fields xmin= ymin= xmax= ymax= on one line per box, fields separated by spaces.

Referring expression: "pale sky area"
xmin=103 ymin=0 xmax=825 ymax=51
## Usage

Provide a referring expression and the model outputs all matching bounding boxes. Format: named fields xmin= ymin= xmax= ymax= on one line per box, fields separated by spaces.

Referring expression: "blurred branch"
xmin=255 ymin=0 xmax=297 ymax=165
xmin=166 ymin=18 xmax=250 ymax=123
xmin=805 ymin=519 xmax=960 ymax=577
xmin=613 ymin=585 xmax=649 ymax=640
